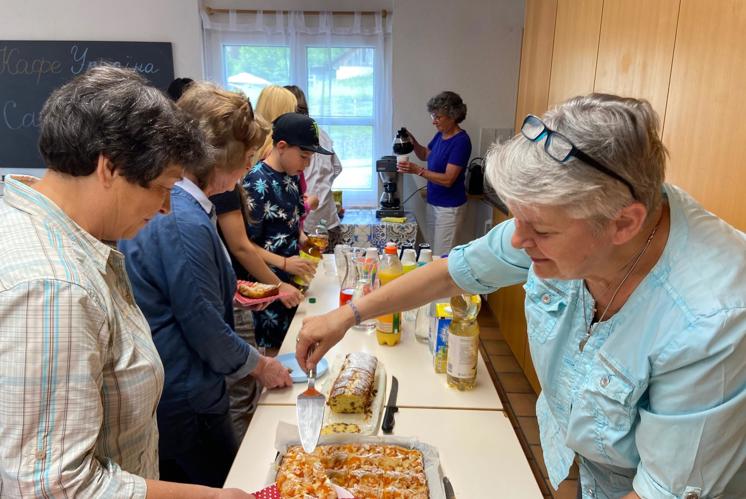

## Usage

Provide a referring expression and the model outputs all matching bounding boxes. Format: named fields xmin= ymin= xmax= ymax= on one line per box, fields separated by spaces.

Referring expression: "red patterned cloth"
xmin=252 ymin=483 xmax=281 ymax=499
xmin=252 ymin=483 xmax=356 ymax=498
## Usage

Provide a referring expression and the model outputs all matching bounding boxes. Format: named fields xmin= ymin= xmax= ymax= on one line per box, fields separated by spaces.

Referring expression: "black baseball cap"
xmin=272 ymin=112 xmax=333 ymax=155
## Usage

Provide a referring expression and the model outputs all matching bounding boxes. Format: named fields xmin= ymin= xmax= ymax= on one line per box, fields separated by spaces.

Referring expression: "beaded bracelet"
xmin=347 ymin=301 xmax=362 ymax=326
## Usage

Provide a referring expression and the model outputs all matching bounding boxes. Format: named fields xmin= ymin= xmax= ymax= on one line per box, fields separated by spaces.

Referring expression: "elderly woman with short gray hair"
xmin=397 ymin=90 xmax=472 ymax=256
xmin=298 ymin=93 xmax=746 ymax=498
xmin=0 ymin=66 xmax=257 ymax=498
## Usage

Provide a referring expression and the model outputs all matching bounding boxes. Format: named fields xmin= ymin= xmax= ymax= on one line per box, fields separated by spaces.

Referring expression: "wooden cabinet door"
xmin=547 ymin=0 xmax=604 ymax=106
xmin=514 ymin=0 xmax=558 ymax=131
xmin=663 ymin=0 xmax=746 ymax=230
xmin=594 ymin=0 xmax=680 ymax=117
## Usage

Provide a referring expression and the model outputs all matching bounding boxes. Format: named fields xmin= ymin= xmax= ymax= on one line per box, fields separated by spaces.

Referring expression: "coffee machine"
xmin=376 ymin=156 xmax=403 ymax=218
xmin=375 ymin=128 xmax=414 ymax=218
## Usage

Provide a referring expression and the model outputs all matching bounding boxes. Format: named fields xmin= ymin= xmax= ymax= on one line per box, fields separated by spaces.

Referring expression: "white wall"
xmin=205 ymin=0 xmax=392 ymax=10
xmin=392 ymin=0 xmax=524 ymax=244
xmin=0 ymin=0 xmax=203 ymax=181
xmin=2 ymin=0 xmax=203 ymax=76
xmin=1 ymin=0 xmax=524 ymax=240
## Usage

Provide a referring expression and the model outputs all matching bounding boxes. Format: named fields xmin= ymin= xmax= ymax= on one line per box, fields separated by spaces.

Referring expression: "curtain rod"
xmin=204 ymin=7 xmax=389 ymax=17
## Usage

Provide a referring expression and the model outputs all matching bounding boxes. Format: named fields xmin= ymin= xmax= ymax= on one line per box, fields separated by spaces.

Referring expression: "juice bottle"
xmin=417 ymin=248 xmax=433 ymax=267
xmin=446 ymin=294 xmax=482 ymax=390
xmin=401 ymin=248 xmax=417 ymax=273
xmin=293 ymin=220 xmax=328 ymax=290
xmin=292 ymin=241 xmax=322 ymax=290
xmin=375 ymin=242 xmax=403 ymax=345
xmin=307 ymin=219 xmax=329 ymax=253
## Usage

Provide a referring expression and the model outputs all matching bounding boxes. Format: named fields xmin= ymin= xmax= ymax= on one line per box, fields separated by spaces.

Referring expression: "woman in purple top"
xmin=398 ymin=91 xmax=472 ymax=255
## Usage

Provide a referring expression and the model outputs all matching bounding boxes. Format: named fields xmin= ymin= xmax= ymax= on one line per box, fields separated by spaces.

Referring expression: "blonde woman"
xmin=256 ymin=85 xmax=319 ymax=222
xmin=119 ymin=81 xmax=292 ymax=488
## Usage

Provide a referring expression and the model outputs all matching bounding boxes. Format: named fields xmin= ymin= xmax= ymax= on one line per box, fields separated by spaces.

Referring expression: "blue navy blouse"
xmin=119 ymin=182 xmax=259 ymax=457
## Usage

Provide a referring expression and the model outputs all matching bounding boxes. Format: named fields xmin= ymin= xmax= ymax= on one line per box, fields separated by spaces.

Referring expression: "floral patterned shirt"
xmin=242 ymin=161 xmax=304 ymax=348
xmin=244 ymin=161 xmax=304 ymax=257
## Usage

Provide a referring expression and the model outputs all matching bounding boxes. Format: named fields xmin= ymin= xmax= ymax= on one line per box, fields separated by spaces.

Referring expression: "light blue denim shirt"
xmin=448 ymin=184 xmax=746 ymax=499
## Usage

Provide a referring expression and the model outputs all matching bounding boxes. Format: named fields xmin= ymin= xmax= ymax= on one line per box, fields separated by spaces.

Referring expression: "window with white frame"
xmin=202 ymin=11 xmax=392 ymax=207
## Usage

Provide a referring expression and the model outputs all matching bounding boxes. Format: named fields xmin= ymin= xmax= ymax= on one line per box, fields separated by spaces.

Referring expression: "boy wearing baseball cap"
xmin=243 ymin=112 xmax=333 ymax=349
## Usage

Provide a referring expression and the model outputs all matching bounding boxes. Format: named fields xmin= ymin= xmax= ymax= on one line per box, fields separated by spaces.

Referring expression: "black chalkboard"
xmin=0 ymin=41 xmax=174 ymax=169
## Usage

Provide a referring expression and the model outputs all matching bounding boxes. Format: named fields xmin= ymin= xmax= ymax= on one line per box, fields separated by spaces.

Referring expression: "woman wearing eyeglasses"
xmin=297 ymin=93 xmax=746 ymax=498
xmin=396 ymin=90 xmax=472 ymax=256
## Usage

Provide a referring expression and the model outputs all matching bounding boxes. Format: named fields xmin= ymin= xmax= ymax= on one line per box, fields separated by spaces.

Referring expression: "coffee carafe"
xmin=393 ymin=127 xmax=414 ymax=155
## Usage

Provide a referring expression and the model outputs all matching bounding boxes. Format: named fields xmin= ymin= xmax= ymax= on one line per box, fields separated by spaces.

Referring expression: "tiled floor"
xmin=478 ymin=305 xmax=579 ymax=499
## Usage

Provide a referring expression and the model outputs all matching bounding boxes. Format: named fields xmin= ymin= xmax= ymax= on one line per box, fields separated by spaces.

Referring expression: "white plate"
xmin=315 ymin=353 xmax=387 ymax=436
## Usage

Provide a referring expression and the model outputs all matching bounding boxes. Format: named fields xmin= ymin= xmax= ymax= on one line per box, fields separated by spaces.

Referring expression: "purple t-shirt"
xmin=426 ymin=130 xmax=472 ymax=207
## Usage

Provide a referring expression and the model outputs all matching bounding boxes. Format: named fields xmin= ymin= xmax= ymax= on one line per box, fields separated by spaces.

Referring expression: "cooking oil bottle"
xmin=293 ymin=220 xmax=328 ymax=290
xmin=307 ymin=219 xmax=329 ymax=253
xmin=375 ymin=242 xmax=403 ymax=345
xmin=446 ymin=294 xmax=482 ymax=390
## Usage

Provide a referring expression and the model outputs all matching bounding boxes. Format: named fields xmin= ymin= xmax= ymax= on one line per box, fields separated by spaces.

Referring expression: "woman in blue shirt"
xmin=397 ymin=91 xmax=472 ymax=256
xmin=120 ymin=82 xmax=292 ymax=488
xmin=297 ymin=94 xmax=746 ymax=498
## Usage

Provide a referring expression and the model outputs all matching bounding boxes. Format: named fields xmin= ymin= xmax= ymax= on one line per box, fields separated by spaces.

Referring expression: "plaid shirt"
xmin=0 ymin=176 xmax=163 ymax=497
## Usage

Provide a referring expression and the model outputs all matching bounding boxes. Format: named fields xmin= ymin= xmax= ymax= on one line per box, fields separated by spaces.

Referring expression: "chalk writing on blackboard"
xmin=0 ymin=46 xmax=63 ymax=83
xmin=0 ymin=41 xmax=174 ymax=169
xmin=70 ymin=45 xmax=160 ymax=75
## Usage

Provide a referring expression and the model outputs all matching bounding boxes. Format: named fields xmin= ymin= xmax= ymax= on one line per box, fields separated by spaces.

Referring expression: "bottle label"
xmin=293 ymin=250 xmax=321 ymax=285
xmin=376 ymin=312 xmax=401 ymax=334
xmin=446 ymin=332 xmax=478 ymax=378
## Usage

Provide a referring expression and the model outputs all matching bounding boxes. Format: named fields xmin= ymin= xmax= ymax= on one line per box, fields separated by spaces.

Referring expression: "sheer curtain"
xmin=202 ymin=10 xmax=393 ymax=207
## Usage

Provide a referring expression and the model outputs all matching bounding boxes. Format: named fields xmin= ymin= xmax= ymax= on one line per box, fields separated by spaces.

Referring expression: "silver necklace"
xmin=578 ymin=219 xmax=661 ymax=352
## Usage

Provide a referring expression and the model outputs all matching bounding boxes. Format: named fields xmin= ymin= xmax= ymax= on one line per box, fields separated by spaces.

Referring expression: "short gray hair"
xmin=427 ymin=91 xmax=467 ymax=124
xmin=39 ymin=65 xmax=206 ymax=186
xmin=486 ymin=93 xmax=667 ymax=222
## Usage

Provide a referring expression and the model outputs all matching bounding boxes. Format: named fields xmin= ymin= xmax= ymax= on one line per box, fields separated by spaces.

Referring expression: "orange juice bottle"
xmin=376 ymin=242 xmax=403 ymax=345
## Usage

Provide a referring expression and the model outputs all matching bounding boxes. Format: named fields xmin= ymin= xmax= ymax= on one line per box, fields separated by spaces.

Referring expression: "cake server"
xmin=296 ymin=366 xmax=325 ymax=453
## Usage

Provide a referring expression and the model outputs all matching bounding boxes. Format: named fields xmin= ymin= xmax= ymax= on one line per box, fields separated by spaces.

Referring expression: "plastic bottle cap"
xmin=308 ymin=297 xmax=316 ymax=303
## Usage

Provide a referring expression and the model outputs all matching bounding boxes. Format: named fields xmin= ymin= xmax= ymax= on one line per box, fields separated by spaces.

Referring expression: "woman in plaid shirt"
xmin=0 ymin=66 xmax=255 ymax=498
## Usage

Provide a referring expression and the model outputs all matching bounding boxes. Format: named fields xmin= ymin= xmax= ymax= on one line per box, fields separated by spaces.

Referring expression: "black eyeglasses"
xmin=520 ymin=114 xmax=637 ymax=199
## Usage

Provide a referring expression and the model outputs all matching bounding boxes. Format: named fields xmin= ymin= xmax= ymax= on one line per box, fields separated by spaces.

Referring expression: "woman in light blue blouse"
xmin=297 ymin=94 xmax=746 ymax=498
